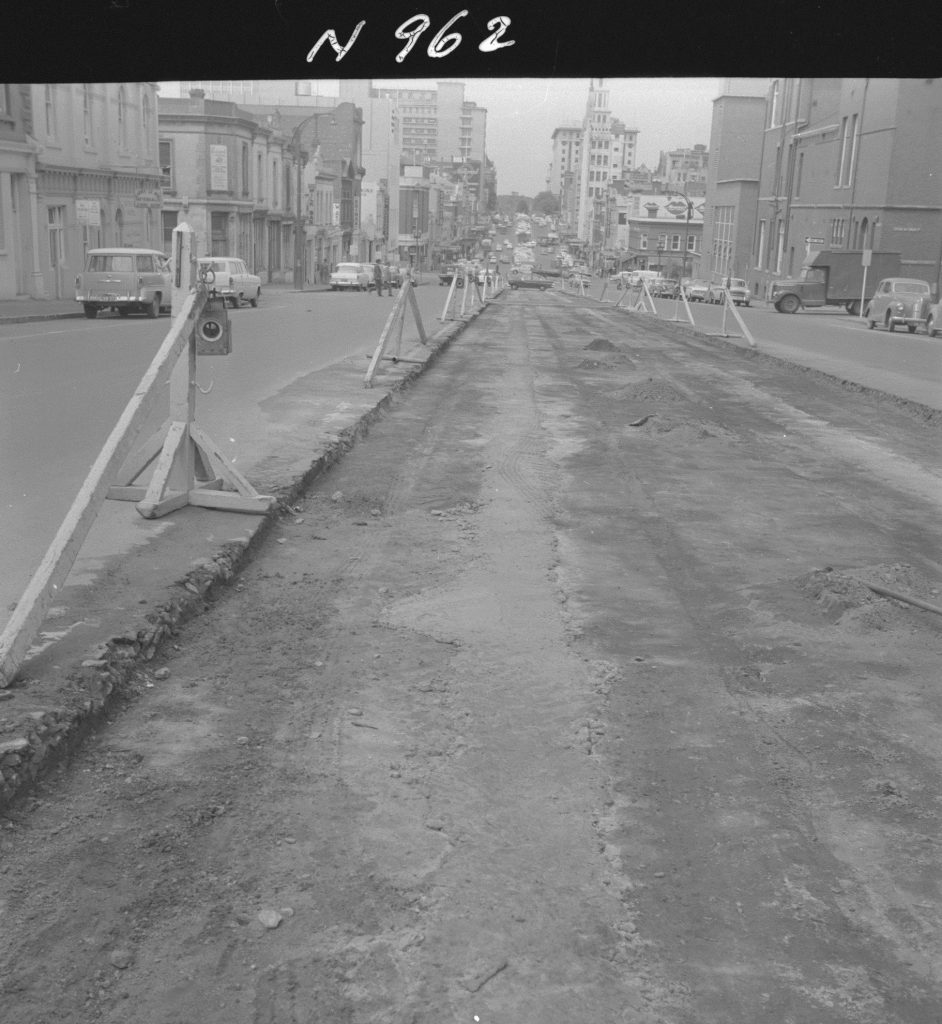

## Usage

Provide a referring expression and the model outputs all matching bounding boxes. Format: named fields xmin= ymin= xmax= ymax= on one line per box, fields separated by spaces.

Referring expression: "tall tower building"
xmin=576 ymin=79 xmax=612 ymax=241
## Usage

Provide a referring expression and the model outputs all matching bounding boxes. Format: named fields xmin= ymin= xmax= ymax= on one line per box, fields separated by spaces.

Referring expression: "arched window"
xmin=859 ymin=217 xmax=869 ymax=249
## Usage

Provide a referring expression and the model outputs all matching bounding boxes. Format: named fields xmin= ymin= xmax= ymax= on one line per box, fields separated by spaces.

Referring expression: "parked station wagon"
xmin=75 ymin=248 xmax=171 ymax=319
xmin=864 ymin=277 xmax=932 ymax=333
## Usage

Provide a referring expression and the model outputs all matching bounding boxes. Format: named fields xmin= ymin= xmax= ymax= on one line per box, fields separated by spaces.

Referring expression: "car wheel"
xmin=776 ymin=294 xmax=800 ymax=314
xmin=118 ymin=307 xmax=131 ymax=317
xmin=885 ymin=312 xmax=895 ymax=333
xmin=846 ymin=300 xmax=860 ymax=316
xmin=231 ymin=294 xmax=242 ymax=309
xmin=83 ymin=303 xmax=98 ymax=319
xmin=907 ymin=324 xmax=917 ymax=333
xmin=250 ymin=289 xmax=260 ymax=308
xmin=927 ymin=315 xmax=938 ymax=337
xmin=146 ymin=294 xmax=160 ymax=319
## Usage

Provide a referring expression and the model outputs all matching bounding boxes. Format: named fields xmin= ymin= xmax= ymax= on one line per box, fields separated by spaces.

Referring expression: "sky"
xmin=376 ymin=78 xmax=726 ymax=196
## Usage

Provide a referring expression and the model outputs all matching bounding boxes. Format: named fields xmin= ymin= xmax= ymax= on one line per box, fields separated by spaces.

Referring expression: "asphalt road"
xmin=0 ymin=284 xmax=451 ymax=619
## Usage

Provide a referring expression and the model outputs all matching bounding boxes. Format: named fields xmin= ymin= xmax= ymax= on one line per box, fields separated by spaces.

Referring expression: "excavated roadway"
xmin=1 ymin=289 xmax=941 ymax=1024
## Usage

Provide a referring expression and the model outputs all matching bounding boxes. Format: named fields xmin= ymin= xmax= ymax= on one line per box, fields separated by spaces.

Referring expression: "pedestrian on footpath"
xmin=373 ymin=260 xmax=385 ymax=297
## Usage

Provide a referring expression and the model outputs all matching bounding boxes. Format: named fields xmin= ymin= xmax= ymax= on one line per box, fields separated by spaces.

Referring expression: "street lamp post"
xmin=292 ymin=111 xmax=335 ymax=291
xmin=665 ymin=188 xmax=694 ymax=282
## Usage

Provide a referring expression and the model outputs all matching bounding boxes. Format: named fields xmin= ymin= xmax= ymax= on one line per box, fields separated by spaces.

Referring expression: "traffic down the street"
xmin=1 ymin=279 xmax=940 ymax=1024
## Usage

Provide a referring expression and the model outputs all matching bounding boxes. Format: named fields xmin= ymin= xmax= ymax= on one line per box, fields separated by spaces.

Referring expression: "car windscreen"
xmin=893 ymin=282 xmax=930 ymax=293
xmin=336 ymin=264 xmax=360 ymax=273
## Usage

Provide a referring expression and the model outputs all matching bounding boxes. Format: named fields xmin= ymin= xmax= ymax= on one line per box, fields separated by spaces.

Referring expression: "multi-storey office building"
xmin=0 ymin=83 xmax=163 ymax=300
xmin=752 ymin=78 xmax=942 ymax=299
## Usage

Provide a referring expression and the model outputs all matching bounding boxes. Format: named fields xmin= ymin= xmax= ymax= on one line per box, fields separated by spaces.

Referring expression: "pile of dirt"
xmin=795 ymin=563 xmax=940 ymax=629
xmin=584 ymin=337 xmax=618 ymax=351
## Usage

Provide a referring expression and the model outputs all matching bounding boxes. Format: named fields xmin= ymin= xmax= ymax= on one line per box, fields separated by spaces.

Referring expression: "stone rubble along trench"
xmin=0 ymin=292 xmax=940 ymax=1023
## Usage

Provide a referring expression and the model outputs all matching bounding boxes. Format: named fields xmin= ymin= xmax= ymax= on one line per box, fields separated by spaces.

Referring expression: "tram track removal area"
xmin=1 ymin=290 xmax=941 ymax=1023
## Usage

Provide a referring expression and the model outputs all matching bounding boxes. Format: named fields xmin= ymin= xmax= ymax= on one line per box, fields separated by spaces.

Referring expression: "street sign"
xmin=862 ymin=248 xmax=872 ymax=267
xmin=666 ymin=201 xmax=688 ymax=216
xmin=76 ymin=199 xmax=100 ymax=227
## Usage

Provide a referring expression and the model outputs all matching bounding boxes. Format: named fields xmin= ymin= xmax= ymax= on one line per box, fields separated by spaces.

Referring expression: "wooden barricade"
xmin=364 ymin=273 xmax=429 ymax=388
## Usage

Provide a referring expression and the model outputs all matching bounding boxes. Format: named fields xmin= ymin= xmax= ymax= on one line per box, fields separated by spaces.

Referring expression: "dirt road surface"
xmin=2 ymin=291 xmax=941 ymax=1023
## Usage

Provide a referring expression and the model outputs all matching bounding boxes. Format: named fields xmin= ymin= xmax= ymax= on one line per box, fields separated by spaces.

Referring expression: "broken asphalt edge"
xmin=0 ymin=302 xmax=493 ymax=810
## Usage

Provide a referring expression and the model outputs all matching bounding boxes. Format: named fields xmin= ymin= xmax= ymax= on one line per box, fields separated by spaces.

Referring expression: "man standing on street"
xmin=373 ymin=260 xmax=385 ymax=297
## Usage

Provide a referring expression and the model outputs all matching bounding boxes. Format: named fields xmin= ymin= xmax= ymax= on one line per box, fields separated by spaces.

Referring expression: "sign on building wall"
xmin=210 ymin=145 xmax=229 ymax=191
xmin=76 ymin=199 xmax=101 ymax=227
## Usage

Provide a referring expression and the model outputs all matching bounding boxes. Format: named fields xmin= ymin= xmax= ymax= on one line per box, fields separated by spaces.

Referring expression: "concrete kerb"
xmin=0 ymin=308 xmax=483 ymax=810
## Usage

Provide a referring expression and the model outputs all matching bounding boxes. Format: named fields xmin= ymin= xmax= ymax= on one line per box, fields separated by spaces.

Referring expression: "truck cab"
xmin=770 ymin=266 xmax=828 ymax=313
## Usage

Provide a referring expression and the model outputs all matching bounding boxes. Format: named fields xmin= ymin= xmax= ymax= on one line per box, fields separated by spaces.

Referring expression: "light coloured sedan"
xmin=864 ymin=278 xmax=932 ymax=333
xmin=197 ymin=257 xmax=262 ymax=308
xmin=684 ymin=279 xmax=710 ymax=302
xmin=330 ymin=262 xmax=371 ymax=291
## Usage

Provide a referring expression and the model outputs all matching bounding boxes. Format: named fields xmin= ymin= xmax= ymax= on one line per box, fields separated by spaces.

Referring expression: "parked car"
xmin=330 ymin=262 xmax=371 ymax=291
xmin=651 ymin=277 xmax=678 ymax=298
xmin=196 ymin=257 xmax=261 ymax=308
xmin=864 ymin=278 xmax=932 ymax=332
xmin=75 ymin=247 xmax=172 ymax=319
xmin=707 ymin=278 xmax=751 ymax=306
xmin=386 ymin=264 xmax=410 ymax=288
xmin=684 ymin=279 xmax=710 ymax=302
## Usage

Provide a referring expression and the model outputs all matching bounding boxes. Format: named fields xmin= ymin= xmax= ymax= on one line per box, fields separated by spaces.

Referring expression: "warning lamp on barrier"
xmin=195 ymin=294 xmax=232 ymax=355
xmin=195 ymin=265 xmax=232 ymax=355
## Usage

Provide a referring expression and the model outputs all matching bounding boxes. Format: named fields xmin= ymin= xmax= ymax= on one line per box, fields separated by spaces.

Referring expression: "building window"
xmin=768 ymin=80 xmax=781 ymax=128
xmin=272 ymin=160 xmax=279 ymax=208
xmin=795 ymin=152 xmax=803 ymax=197
xmin=835 ymin=116 xmax=856 ymax=187
xmin=82 ymin=84 xmax=93 ymax=147
xmin=687 ymin=234 xmax=696 ymax=252
xmin=830 ymin=218 xmax=846 ymax=246
xmin=775 ymin=218 xmax=785 ymax=274
xmin=142 ymin=92 xmax=152 ymax=154
xmin=670 ymin=234 xmax=681 ymax=251
xmin=159 ymin=139 xmax=173 ymax=189
xmin=44 ymin=85 xmax=57 ymax=140
xmin=118 ymin=86 xmax=127 ymax=149
xmin=844 ymin=113 xmax=858 ymax=188
xmin=115 ymin=208 xmax=124 ymax=246
xmin=242 ymin=144 xmax=249 ymax=197
xmin=257 ymin=153 xmax=264 ymax=201
xmin=47 ymin=206 xmax=66 ymax=267
xmin=756 ymin=220 xmax=767 ymax=269
xmin=712 ymin=205 xmax=734 ymax=277
xmin=162 ymin=210 xmax=178 ymax=252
